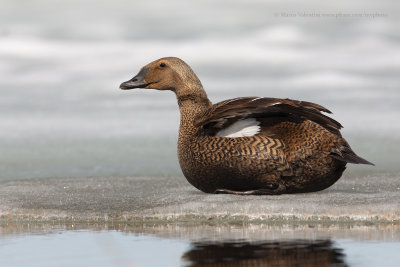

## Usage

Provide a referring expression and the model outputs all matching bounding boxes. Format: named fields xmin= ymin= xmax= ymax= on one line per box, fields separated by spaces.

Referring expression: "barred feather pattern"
xmin=178 ymin=134 xmax=291 ymax=193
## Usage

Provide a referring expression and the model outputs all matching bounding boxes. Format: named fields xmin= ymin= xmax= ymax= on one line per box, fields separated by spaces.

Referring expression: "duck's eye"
xmin=160 ymin=63 xmax=166 ymax=68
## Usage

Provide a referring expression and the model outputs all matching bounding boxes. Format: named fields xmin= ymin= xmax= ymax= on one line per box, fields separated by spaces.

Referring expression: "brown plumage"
xmin=120 ymin=57 xmax=373 ymax=195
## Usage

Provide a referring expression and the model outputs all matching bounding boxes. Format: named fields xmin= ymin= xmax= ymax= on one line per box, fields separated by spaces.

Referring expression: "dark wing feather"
xmin=194 ymin=97 xmax=342 ymax=134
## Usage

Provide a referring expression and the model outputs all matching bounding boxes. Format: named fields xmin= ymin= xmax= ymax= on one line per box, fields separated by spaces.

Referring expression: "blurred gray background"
xmin=0 ymin=0 xmax=398 ymax=180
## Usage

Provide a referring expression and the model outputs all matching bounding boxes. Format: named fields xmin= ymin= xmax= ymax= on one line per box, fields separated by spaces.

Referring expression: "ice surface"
xmin=0 ymin=173 xmax=398 ymax=224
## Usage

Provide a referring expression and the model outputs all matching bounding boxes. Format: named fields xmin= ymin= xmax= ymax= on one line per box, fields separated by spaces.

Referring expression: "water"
xmin=1 ymin=226 xmax=400 ymax=267
xmin=0 ymin=231 xmax=188 ymax=267
xmin=0 ymin=0 xmax=399 ymax=181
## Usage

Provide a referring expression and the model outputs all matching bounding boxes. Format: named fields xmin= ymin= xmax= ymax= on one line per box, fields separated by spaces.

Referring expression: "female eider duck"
xmin=120 ymin=57 xmax=373 ymax=195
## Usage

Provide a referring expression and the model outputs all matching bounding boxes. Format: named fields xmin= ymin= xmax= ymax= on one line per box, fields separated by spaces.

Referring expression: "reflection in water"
xmin=182 ymin=239 xmax=347 ymax=267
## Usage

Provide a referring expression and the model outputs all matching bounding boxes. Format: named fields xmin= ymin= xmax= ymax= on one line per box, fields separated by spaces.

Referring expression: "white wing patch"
xmin=216 ymin=118 xmax=261 ymax=138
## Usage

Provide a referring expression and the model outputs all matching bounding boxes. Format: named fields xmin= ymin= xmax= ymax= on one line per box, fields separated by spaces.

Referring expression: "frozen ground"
xmin=0 ymin=173 xmax=398 ymax=224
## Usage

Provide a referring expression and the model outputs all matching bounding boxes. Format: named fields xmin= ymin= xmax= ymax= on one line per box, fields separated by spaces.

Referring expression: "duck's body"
xmin=120 ymin=57 xmax=373 ymax=195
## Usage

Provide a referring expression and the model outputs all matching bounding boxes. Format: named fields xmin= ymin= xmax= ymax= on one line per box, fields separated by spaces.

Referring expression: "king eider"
xmin=120 ymin=57 xmax=373 ymax=195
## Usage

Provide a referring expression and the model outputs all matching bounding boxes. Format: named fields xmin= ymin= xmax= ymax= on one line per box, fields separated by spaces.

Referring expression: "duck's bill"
xmin=119 ymin=79 xmax=150 ymax=89
xmin=120 ymin=68 xmax=150 ymax=90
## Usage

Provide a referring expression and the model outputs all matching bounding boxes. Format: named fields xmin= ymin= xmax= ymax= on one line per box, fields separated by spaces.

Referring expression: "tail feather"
xmin=331 ymin=152 xmax=374 ymax=165
xmin=331 ymin=143 xmax=375 ymax=166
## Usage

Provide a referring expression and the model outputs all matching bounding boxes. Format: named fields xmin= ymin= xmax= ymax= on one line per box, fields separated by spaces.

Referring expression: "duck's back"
xmin=178 ymin=97 xmax=372 ymax=194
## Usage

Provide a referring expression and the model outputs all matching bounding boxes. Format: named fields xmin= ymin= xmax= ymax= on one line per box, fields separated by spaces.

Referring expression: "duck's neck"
xmin=175 ymin=83 xmax=212 ymax=138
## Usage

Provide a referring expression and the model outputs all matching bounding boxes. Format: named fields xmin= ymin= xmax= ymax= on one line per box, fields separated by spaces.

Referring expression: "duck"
xmin=119 ymin=57 xmax=373 ymax=195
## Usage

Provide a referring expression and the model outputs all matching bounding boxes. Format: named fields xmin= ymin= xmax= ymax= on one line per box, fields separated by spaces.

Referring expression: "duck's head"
xmin=120 ymin=57 xmax=201 ymax=92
